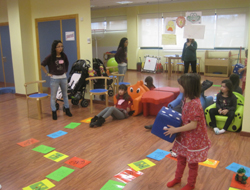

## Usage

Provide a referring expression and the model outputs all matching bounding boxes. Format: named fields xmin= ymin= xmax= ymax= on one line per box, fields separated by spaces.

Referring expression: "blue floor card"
xmin=146 ymin=149 xmax=170 ymax=161
xmin=226 ymin=162 xmax=250 ymax=177
xmin=47 ymin=130 xmax=67 ymax=139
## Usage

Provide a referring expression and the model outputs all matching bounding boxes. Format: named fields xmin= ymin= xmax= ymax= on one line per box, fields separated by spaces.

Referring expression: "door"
xmin=0 ymin=24 xmax=14 ymax=87
xmin=37 ymin=15 xmax=79 ymax=88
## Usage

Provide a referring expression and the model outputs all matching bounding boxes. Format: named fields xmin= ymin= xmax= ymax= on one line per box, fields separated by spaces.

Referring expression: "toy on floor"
xmin=114 ymin=80 xmax=149 ymax=116
xmin=151 ymin=107 xmax=182 ymax=143
xmin=235 ymin=167 xmax=248 ymax=184
xmin=170 ymin=149 xmax=177 ymax=157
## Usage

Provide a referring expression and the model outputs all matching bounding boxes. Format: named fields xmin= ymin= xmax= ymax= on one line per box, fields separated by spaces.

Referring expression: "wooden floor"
xmin=0 ymin=71 xmax=249 ymax=190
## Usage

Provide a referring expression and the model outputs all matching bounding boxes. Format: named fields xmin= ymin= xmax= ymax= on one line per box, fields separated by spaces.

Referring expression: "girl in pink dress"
xmin=164 ymin=73 xmax=211 ymax=190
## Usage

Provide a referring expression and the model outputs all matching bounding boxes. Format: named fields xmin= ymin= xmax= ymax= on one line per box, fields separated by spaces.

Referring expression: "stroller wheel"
xmin=99 ymin=95 xmax=105 ymax=101
xmin=108 ymin=90 xmax=114 ymax=97
xmin=71 ymin=99 xmax=79 ymax=105
xmin=56 ymin=103 xmax=59 ymax=110
xmin=81 ymin=100 xmax=89 ymax=107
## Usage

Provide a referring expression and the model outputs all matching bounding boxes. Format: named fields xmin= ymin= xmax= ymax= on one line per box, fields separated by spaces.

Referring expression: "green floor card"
xmin=46 ymin=166 xmax=74 ymax=182
xmin=100 ymin=180 xmax=126 ymax=190
xmin=44 ymin=151 xmax=69 ymax=162
xmin=64 ymin=122 xmax=81 ymax=129
xmin=22 ymin=179 xmax=55 ymax=190
xmin=32 ymin=145 xmax=55 ymax=154
xmin=128 ymin=159 xmax=156 ymax=171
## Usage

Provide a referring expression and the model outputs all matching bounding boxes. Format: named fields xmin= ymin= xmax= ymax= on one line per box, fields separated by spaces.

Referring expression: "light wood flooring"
xmin=0 ymin=71 xmax=249 ymax=190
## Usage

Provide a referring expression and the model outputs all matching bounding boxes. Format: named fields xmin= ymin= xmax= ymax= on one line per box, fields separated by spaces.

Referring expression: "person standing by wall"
xmin=41 ymin=40 xmax=72 ymax=120
xmin=115 ymin=37 xmax=128 ymax=82
xmin=181 ymin=39 xmax=197 ymax=73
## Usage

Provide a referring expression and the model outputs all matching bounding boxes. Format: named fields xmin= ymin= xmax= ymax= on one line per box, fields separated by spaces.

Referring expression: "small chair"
xmin=164 ymin=62 xmax=174 ymax=73
xmin=111 ymin=72 xmax=130 ymax=93
xmin=106 ymin=66 xmax=118 ymax=76
xmin=85 ymin=76 xmax=110 ymax=113
xmin=24 ymin=80 xmax=49 ymax=119
xmin=176 ymin=62 xmax=184 ymax=73
xmin=204 ymin=92 xmax=244 ymax=132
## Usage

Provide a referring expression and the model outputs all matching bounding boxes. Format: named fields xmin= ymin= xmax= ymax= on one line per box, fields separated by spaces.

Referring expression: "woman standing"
xmin=115 ymin=37 xmax=128 ymax=82
xmin=181 ymin=39 xmax=197 ymax=73
xmin=41 ymin=40 xmax=72 ymax=120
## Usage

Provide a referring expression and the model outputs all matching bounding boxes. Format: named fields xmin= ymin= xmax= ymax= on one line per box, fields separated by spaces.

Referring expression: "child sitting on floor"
xmin=209 ymin=79 xmax=237 ymax=135
xmin=90 ymin=84 xmax=133 ymax=127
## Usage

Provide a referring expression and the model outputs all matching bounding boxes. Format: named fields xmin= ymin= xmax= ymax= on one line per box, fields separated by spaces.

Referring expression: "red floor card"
xmin=230 ymin=174 xmax=250 ymax=190
xmin=17 ymin=138 xmax=39 ymax=147
xmin=65 ymin=156 xmax=91 ymax=169
xmin=166 ymin=154 xmax=177 ymax=161
xmin=114 ymin=168 xmax=143 ymax=183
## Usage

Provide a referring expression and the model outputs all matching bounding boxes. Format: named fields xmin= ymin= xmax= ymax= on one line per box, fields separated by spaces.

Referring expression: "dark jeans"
xmin=184 ymin=60 xmax=197 ymax=73
xmin=209 ymin=108 xmax=235 ymax=131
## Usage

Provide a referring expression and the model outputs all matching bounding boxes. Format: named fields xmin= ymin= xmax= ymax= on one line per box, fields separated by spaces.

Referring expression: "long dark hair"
xmin=186 ymin=39 xmax=194 ymax=43
xmin=116 ymin=84 xmax=131 ymax=100
xmin=51 ymin=40 xmax=64 ymax=62
xmin=229 ymin=74 xmax=240 ymax=91
xmin=178 ymin=73 xmax=201 ymax=99
xmin=145 ymin=76 xmax=155 ymax=89
xmin=117 ymin=37 xmax=128 ymax=53
xmin=221 ymin=79 xmax=233 ymax=97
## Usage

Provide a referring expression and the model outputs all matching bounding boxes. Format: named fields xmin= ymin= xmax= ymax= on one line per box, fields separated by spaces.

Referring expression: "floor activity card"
xmin=32 ymin=145 xmax=55 ymax=154
xmin=65 ymin=156 xmax=91 ymax=169
xmin=17 ymin=138 xmax=39 ymax=147
xmin=46 ymin=166 xmax=75 ymax=182
xmin=128 ymin=159 xmax=156 ymax=171
xmin=44 ymin=151 xmax=69 ymax=162
xmin=47 ymin=130 xmax=67 ymax=139
xmin=146 ymin=149 xmax=170 ymax=161
xmin=22 ymin=179 xmax=55 ymax=190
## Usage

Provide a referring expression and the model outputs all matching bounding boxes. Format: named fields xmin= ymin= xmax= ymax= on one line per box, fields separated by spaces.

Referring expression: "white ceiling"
xmin=90 ymin=0 xmax=205 ymax=10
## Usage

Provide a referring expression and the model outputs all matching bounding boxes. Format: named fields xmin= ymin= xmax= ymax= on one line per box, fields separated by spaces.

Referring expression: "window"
xmin=91 ymin=16 xmax=127 ymax=32
xmin=138 ymin=8 xmax=248 ymax=49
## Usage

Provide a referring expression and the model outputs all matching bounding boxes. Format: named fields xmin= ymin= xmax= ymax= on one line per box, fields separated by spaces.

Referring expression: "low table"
xmin=141 ymin=91 xmax=175 ymax=117
xmin=153 ymin=87 xmax=180 ymax=99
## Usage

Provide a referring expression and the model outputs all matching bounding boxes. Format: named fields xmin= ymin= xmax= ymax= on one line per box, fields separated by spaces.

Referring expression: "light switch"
xmin=87 ymin=38 xmax=91 ymax=44
xmin=3 ymin=57 xmax=6 ymax=62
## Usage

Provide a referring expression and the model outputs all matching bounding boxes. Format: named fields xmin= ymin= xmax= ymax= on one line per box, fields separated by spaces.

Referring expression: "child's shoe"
xmin=167 ymin=178 xmax=181 ymax=187
xmin=95 ymin=116 xmax=105 ymax=127
xmin=216 ymin=129 xmax=226 ymax=135
xmin=90 ymin=116 xmax=99 ymax=127
xmin=181 ymin=184 xmax=195 ymax=190
xmin=213 ymin=127 xmax=219 ymax=134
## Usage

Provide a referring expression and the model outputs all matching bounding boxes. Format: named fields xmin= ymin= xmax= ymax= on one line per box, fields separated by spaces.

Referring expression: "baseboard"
xmin=15 ymin=93 xmax=26 ymax=97
xmin=240 ymin=131 xmax=250 ymax=137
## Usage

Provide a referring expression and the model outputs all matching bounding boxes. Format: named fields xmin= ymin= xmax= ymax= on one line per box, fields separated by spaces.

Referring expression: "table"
xmin=141 ymin=91 xmax=175 ymax=117
xmin=164 ymin=55 xmax=201 ymax=79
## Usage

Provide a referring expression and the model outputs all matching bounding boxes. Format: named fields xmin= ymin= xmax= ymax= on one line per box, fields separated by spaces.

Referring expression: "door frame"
xmin=35 ymin=14 xmax=80 ymax=81
xmin=0 ymin=22 xmax=9 ymax=87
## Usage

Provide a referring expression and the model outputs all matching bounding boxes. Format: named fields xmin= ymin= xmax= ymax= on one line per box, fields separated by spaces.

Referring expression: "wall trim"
xmin=240 ymin=131 xmax=250 ymax=137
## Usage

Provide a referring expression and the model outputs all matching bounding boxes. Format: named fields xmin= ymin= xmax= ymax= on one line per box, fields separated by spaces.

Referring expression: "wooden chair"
xmin=24 ymin=80 xmax=49 ymax=119
xmin=106 ymin=66 xmax=118 ymax=76
xmin=85 ymin=76 xmax=110 ymax=113
xmin=110 ymin=72 xmax=130 ymax=93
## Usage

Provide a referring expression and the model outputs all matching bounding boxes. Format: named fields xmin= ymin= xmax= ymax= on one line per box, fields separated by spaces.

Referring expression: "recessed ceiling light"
xmin=116 ymin=1 xmax=133 ymax=4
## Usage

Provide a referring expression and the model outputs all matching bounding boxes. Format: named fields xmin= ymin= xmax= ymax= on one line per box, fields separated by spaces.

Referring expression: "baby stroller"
xmin=56 ymin=59 xmax=91 ymax=110
xmin=92 ymin=58 xmax=114 ymax=100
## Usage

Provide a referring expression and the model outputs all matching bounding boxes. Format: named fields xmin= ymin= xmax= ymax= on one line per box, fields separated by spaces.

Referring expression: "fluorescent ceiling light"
xmin=90 ymin=5 xmax=95 ymax=7
xmin=116 ymin=1 xmax=133 ymax=4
